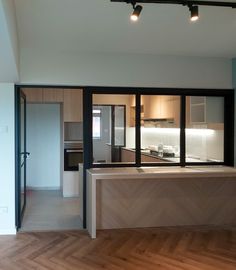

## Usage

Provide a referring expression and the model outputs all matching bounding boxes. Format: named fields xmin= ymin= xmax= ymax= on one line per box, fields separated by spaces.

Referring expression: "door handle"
xmin=20 ymin=152 xmax=30 ymax=168
xmin=20 ymin=152 xmax=30 ymax=158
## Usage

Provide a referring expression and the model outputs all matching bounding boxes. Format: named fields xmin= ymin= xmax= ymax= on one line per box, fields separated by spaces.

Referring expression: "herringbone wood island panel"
xmin=96 ymin=177 xmax=236 ymax=229
xmin=0 ymin=227 xmax=236 ymax=270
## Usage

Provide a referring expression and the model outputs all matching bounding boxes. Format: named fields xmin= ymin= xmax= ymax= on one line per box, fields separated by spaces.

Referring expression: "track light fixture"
xmin=189 ymin=5 xmax=199 ymax=21
xmin=111 ymin=0 xmax=236 ymax=22
xmin=131 ymin=4 xmax=143 ymax=21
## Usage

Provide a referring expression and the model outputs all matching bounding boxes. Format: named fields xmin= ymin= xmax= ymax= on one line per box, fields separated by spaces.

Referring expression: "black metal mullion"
xmin=111 ymin=106 xmax=115 ymax=162
xmin=180 ymin=95 xmax=186 ymax=167
xmin=136 ymin=93 xmax=141 ymax=166
xmin=123 ymin=105 xmax=127 ymax=147
xmin=83 ymin=88 xmax=93 ymax=229
xmin=224 ymin=94 xmax=234 ymax=166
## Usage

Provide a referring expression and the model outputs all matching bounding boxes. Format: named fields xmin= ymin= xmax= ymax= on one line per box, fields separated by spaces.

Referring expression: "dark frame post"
xmin=82 ymin=88 xmax=93 ymax=229
xmin=136 ymin=93 xmax=141 ymax=166
xmin=180 ymin=95 xmax=186 ymax=167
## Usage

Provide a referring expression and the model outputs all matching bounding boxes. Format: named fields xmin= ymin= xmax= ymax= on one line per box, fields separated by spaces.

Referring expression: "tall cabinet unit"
xmin=63 ymin=89 xmax=83 ymax=197
xmin=63 ymin=89 xmax=83 ymax=122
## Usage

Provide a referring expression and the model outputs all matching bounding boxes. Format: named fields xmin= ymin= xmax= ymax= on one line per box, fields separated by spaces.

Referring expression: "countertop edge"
xmin=87 ymin=166 xmax=236 ymax=179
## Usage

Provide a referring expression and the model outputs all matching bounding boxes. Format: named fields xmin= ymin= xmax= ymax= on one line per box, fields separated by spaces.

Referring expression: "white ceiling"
xmin=14 ymin=0 xmax=236 ymax=57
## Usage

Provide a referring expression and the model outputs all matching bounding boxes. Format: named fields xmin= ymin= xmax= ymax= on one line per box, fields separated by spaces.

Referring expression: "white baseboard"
xmin=0 ymin=228 xmax=16 ymax=235
xmin=27 ymin=186 xmax=60 ymax=191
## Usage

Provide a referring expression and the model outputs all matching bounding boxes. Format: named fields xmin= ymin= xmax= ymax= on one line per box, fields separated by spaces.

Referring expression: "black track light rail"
xmin=111 ymin=0 xmax=236 ymax=8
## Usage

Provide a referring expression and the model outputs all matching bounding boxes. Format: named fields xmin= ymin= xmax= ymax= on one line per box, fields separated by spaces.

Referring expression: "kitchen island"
xmin=86 ymin=166 xmax=236 ymax=238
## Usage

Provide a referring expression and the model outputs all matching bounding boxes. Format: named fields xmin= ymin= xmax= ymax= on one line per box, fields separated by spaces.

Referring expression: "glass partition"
xmin=88 ymin=91 xmax=231 ymax=167
xmin=92 ymin=94 xmax=136 ymax=164
xmin=186 ymin=96 xmax=224 ymax=163
xmin=141 ymin=95 xmax=181 ymax=163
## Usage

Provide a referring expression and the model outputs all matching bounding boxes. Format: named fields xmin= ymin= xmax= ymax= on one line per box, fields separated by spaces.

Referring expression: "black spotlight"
xmin=130 ymin=5 xmax=143 ymax=21
xmin=189 ymin=5 xmax=199 ymax=21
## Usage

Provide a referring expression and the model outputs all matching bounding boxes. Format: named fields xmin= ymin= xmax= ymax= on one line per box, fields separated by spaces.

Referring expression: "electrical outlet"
xmin=0 ymin=207 xmax=8 ymax=214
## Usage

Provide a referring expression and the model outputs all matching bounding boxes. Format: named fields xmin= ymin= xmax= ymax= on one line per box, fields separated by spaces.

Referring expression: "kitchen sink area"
xmin=122 ymin=147 xmax=222 ymax=163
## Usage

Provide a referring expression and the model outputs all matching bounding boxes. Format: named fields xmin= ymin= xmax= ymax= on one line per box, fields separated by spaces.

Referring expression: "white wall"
xmin=126 ymin=127 xmax=223 ymax=161
xmin=27 ymin=104 xmax=61 ymax=189
xmin=0 ymin=0 xmax=18 ymax=82
xmin=2 ymin=0 xmax=19 ymax=70
xmin=20 ymin=49 xmax=232 ymax=89
xmin=0 ymin=83 xmax=16 ymax=234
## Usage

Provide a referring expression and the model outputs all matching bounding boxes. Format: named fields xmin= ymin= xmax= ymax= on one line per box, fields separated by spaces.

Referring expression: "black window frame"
xmin=84 ymin=87 xmax=234 ymax=168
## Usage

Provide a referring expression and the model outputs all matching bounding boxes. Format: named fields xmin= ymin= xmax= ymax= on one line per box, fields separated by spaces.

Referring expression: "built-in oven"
xmin=64 ymin=141 xmax=83 ymax=171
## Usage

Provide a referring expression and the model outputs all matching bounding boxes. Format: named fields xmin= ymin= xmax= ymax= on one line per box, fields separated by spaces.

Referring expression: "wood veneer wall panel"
xmin=96 ymin=177 xmax=236 ymax=229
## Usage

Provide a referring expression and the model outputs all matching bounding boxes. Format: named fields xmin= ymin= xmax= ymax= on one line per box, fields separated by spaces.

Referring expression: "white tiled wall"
xmin=126 ymin=127 xmax=223 ymax=161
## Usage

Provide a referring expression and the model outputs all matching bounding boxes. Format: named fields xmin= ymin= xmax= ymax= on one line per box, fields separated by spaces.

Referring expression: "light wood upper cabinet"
xmin=63 ymin=89 xmax=83 ymax=122
xmin=22 ymin=88 xmax=63 ymax=103
xmin=129 ymin=95 xmax=180 ymax=127
xmin=43 ymin=88 xmax=64 ymax=103
xmin=142 ymin=95 xmax=180 ymax=127
xmin=22 ymin=88 xmax=43 ymax=103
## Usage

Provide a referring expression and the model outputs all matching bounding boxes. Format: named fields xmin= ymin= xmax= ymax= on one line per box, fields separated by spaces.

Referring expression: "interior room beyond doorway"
xmin=19 ymin=97 xmax=82 ymax=231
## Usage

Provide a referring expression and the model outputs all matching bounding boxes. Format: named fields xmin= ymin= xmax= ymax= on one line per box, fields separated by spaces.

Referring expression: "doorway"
xmin=16 ymin=89 xmax=82 ymax=231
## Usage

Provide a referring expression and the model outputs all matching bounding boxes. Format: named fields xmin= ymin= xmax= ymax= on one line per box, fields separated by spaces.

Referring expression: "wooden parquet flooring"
xmin=0 ymin=227 xmax=236 ymax=270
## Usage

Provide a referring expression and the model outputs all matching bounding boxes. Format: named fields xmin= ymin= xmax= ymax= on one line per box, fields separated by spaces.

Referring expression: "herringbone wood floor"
xmin=0 ymin=227 xmax=236 ymax=270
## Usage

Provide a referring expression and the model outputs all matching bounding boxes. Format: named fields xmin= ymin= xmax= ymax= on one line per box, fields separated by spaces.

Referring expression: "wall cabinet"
xmin=23 ymin=88 xmax=83 ymax=122
xmin=129 ymin=95 xmax=180 ymax=127
xmin=143 ymin=95 xmax=178 ymax=120
xmin=22 ymin=88 xmax=64 ymax=103
xmin=187 ymin=96 xmax=224 ymax=129
xmin=63 ymin=89 xmax=83 ymax=122
xmin=22 ymin=88 xmax=43 ymax=103
xmin=43 ymin=88 xmax=64 ymax=102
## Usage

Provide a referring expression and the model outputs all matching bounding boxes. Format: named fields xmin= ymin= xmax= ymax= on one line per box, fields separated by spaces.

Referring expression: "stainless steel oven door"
xmin=64 ymin=149 xmax=83 ymax=171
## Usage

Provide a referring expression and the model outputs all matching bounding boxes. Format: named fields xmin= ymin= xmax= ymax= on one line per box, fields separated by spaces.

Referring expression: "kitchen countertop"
xmin=87 ymin=165 xmax=236 ymax=239
xmin=122 ymin=147 xmax=218 ymax=163
xmin=87 ymin=166 xmax=236 ymax=179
